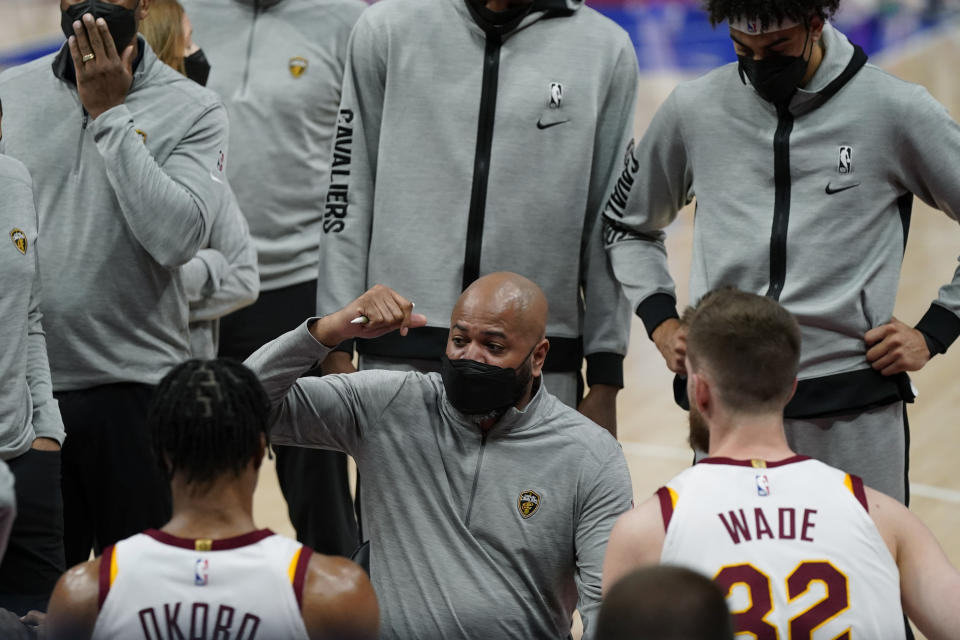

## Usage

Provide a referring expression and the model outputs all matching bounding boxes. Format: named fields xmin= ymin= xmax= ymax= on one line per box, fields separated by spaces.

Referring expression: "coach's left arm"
xmin=574 ymin=445 xmax=634 ymax=640
xmin=866 ymin=84 xmax=960 ymax=376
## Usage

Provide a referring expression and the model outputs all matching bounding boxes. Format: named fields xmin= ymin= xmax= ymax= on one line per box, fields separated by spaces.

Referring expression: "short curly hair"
xmin=703 ymin=0 xmax=840 ymax=30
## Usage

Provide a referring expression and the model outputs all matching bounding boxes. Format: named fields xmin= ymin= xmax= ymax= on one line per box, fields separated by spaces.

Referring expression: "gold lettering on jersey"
xmin=10 ymin=228 xmax=26 ymax=255
xmin=195 ymin=539 xmax=213 ymax=551
xmin=717 ymin=507 xmax=818 ymax=544
xmin=518 ymin=490 xmax=541 ymax=519
xmin=289 ymin=56 xmax=308 ymax=78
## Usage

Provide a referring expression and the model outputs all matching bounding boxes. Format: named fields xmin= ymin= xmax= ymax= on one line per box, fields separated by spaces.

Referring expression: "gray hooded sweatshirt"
xmin=183 ymin=0 xmax=367 ymax=291
xmin=603 ymin=23 xmax=960 ymax=418
xmin=0 ymin=38 xmax=228 ymax=390
xmin=317 ymin=0 xmax=636 ymax=386
xmin=245 ymin=322 xmax=634 ymax=639
xmin=0 ymin=154 xmax=64 ymax=459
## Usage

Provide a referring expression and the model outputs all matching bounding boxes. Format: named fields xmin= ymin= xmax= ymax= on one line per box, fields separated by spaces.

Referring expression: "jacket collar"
xmin=788 ymin=22 xmax=868 ymax=116
xmin=442 ymin=375 xmax=552 ymax=436
xmin=454 ymin=0 xmax=580 ymax=40
xmin=52 ymin=35 xmax=148 ymax=87
xmin=234 ymin=0 xmax=284 ymax=8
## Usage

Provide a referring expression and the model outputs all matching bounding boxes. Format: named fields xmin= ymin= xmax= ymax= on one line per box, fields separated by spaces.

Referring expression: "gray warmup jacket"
xmin=183 ymin=0 xmax=366 ymax=291
xmin=182 ymin=184 xmax=259 ymax=359
xmin=0 ymin=155 xmax=64 ymax=459
xmin=246 ymin=323 xmax=634 ymax=639
xmin=0 ymin=39 xmax=228 ymax=390
xmin=317 ymin=0 xmax=636 ymax=386
xmin=603 ymin=24 xmax=960 ymax=417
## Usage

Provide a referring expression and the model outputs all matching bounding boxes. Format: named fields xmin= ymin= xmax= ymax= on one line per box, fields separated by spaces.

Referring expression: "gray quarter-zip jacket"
xmin=603 ymin=23 xmax=960 ymax=418
xmin=182 ymin=184 xmax=260 ymax=358
xmin=317 ymin=0 xmax=636 ymax=386
xmin=0 ymin=154 xmax=64 ymax=459
xmin=183 ymin=0 xmax=367 ymax=291
xmin=246 ymin=322 xmax=634 ymax=639
xmin=0 ymin=38 xmax=228 ymax=390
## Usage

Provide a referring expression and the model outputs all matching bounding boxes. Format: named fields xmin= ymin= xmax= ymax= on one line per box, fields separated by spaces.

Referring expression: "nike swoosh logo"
xmin=825 ymin=182 xmax=860 ymax=195
xmin=537 ymin=118 xmax=569 ymax=130
xmin=209 ymin=171 xmax=224 ymax=184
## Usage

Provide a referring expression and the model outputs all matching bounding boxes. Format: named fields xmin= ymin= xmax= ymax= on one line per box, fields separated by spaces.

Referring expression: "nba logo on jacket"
xmin=838 ymin=146 xmax=853 ymax=174
xmin=549 ymin=83 xmax=563 ymax=109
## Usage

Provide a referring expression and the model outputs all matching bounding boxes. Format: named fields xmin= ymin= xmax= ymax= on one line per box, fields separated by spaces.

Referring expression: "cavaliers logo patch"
xmin=517 ymin=490 xmax=541 ymax=519
xmin=10 ymin=228 xmax=26 ymax=255
xmin=135 ymin=129 xmax=147 ymax=144
xmin=289 ymin=56 xmax=308 ymax=78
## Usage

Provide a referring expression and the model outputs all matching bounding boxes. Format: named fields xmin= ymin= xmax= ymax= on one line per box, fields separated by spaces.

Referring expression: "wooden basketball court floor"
xmin=2 ymin=3 xmax=959 ymax=636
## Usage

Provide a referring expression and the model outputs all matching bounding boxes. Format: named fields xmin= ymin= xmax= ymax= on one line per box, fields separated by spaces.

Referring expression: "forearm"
xmin=188 ymin=250 xmax=259 ymax=322
xmin=92 ymin=104 xmax=224 ymax=268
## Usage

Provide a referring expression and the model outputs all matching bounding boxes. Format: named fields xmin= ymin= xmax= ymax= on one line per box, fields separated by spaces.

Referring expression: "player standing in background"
xmin=44 ymin=359 xmax=378 ymax=640
xmin=603 ymin=0 xmax=960 ymax=504
xmin=316 ymin=0 xmax=637 ymax=438
xmin=603 ymin=289 xmax=960 ymax=639
xmin=182 ymin=0 xmax=366 ymax=557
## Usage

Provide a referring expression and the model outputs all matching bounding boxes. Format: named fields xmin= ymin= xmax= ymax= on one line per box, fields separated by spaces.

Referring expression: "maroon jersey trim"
xmin=98 ymin=545 xmax=115 ymax=610
xmin=698 ymin=455 xmax=813 ymax=468
xmin=143 ymin=528 xmax=275 ymax=551
xmin=293 ymin=546 xmax=314 ymax=609
xmin=656 ymin=487 xmax=674 ymax=531
xmin=850 ymin=474 xmax=869 ymax=512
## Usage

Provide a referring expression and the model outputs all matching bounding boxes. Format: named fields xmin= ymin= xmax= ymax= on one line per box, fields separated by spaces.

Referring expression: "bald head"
xmin=453 ymin=272 xmax=548 ymax=346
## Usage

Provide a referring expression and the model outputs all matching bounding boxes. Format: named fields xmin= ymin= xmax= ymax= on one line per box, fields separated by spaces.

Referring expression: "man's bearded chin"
xmin=688 ymin=405 xmax=710 ymax=454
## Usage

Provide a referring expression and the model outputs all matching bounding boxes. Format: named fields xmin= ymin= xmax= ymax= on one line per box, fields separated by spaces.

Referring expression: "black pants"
xmin=219 ymin=279 xmax=358 ymax=556
xmin=0 ymin=449 xmax=65 ymax=614
xmin=56 ymin=383 xmax=172 ymax=567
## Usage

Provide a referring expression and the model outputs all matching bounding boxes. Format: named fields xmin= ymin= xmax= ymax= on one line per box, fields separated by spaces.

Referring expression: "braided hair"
xmin=703 ymin=0 xmax=840 ymax=30
xmin=148 ymin=359 xmax=271 ymax=488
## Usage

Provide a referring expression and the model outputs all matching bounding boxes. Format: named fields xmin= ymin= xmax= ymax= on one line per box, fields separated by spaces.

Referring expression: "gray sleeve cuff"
xmin=636 ymin=293 xmax=680 ymax=338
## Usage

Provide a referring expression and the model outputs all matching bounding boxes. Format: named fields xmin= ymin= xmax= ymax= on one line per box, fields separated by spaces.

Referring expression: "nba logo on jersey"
xmin=838 ymin=146 xmax=853 ymax=174
xmin=755 ymin=474 xmax=770 ymax=497
xmin=194 ymin=558 xmax=209 ymax=586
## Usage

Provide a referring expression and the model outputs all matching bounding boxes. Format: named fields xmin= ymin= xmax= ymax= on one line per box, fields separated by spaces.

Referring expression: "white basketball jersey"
xmin=92 ymin=529 xmax=311 ymax=640
xmin=658 ymin=456 xmax=904 ymax=639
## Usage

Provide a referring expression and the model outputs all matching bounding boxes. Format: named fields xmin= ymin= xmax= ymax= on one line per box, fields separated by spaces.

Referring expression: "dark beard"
xmin=688 ymin=405 xmax=710 ymax=454
xmin=512 ymin=356 xmax=534 ymax=406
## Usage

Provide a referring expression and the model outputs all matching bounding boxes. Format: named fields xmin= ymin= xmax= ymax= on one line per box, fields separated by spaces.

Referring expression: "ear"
xmin=784 ymin=378 xmax=799 ymax=406
xmin=530 ymin=338 xmax=550 ymax=378
xmin=808 ymin=15 xmax=825 ymax=42
xmin=692 ymin=372 xmax=712 ymax=416
xmin=138 ymin=0 xmax=152 ymax=21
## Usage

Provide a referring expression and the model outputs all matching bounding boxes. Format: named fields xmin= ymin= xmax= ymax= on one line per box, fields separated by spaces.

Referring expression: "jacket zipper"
xmin=765 ymin=104 xmax=794 ymax=301
xmin=464 ymin=432 xmax=488 ymax=527
xmin=74 ymin=109 xmax=89 ymax=177
xmin=461 ymin=32 xmax=502 ymax=291
xmin=240 ymin=0 xmax=260 ymax=93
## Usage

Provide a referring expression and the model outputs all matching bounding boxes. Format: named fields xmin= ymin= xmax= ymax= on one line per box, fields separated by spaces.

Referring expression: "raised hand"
xmin=67 ymin=13 xmax=136 ymax=120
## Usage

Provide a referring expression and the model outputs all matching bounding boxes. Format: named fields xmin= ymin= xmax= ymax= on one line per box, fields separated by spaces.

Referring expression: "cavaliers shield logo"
xmin=289 ymin=57 xmax=308 ymax=78
xmin=517 ymin=490 xmax=541 ymax=519
xmin=135 ymin=129 xmax=147 ymax=144
xmin=10 ymin=228 xmax=26 ymax=255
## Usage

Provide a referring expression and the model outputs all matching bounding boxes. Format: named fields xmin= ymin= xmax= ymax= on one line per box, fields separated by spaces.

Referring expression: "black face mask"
xmin=737 ymin=30 xmax=811 ymax=106
xmin=184 ymin=49 xmax=211 ymax=87
xmin=441 ymin=348 xmax=535 ymax=416
xmin=61 ymin=0 xmax=139 ymax=57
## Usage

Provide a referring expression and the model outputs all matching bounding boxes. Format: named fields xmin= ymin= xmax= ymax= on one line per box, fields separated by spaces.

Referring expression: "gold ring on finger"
xmin=82 ymin=53 xmax=96 ymax=63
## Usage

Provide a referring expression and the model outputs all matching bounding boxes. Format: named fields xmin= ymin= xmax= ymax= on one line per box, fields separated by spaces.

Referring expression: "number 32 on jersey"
xmin=715 ymin=560 xmax=850 ymax=639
